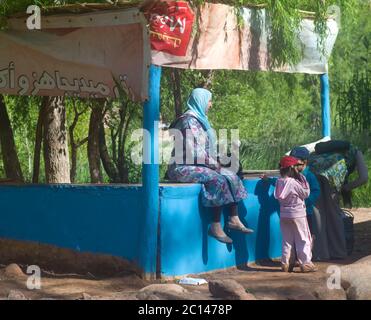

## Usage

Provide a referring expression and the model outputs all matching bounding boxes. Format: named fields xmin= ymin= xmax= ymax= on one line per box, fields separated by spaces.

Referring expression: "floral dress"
xmin=166 ymin=114 xmax=247 ymax=207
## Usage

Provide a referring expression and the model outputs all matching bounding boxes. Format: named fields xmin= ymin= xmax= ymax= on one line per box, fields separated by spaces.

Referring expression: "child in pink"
xmin=274 ymin=156 xmax=318 ymax=273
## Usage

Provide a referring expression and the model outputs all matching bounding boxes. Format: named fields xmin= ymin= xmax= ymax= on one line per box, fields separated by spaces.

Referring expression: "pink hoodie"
xmin=274 ymin=174 xmax=310 ymax=219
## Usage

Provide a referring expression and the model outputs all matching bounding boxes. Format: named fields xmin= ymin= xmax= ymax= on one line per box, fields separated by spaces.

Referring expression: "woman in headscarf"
xmin=166 ymin=88 xmax=252 ymax=244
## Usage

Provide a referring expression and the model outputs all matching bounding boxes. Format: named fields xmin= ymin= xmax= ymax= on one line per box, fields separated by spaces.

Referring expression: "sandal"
xmin=208 ymin=228 xmax=233 ymax=244
xmin=227 ymin=222 xmax=254 ymax=234
xmin=300 ymin=263 xmax=318 ymax=273
xmin=281 ymin=263 xmax=295 ymax=272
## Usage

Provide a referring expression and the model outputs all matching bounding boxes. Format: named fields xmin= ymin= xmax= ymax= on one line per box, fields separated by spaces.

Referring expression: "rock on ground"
xmin=4 ymin=264 xmax=26 ymax=279
xmin=288 ymin=293 xmax=317 ymax=300
xmin=7 ymin=290 xmax=27 ymax=300
xmin=340 ymin=255 xmax=371 ymax=300
xmin=76 ymin=293 xmax=93 ymax=300
xmin=312 ymin=287 xmax=347 ymax=300
xmin=208 ymin=279 xmax=256 ymax=300
xmin=137 ymin=284 xmax=190 ymax=300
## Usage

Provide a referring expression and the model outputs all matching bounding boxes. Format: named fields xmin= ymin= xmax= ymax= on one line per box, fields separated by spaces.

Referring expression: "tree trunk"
xmin=32 ymin=97 xmax=47 ymax=183
xmin=70 ymin=146 xmax=77 ymax=183
xmin=99 ymin=122 xmax=119 ymax=183
xmin=170 ymin=69 xmax=182 ymax=118
xmin=117 ymin=111 xmax=133 ymax=183
xmin=116 ymin=105 xmax=128 ymax=183
xmin=200 ymin=70 xmax=214 ymax=89
xmin=69 ymin=100 xmax=88 ymax=183
xmin=0 ymin=95 xmax=24 ymax=182
xmin=88 ymin=103 xmax=103 ymax=183
xmin=69 ymin=136 xmax=88 ymax=183
xmin=43 ymin=96 xmax=71 ymax=183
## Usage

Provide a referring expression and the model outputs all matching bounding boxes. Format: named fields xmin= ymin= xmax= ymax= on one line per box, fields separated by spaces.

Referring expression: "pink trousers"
xmin=280 ymin=217 xmax=313 ymax=265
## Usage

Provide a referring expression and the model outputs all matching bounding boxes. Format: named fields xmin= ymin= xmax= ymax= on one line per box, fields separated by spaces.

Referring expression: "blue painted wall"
xmin=0 ymin=179 xmax=281 ymax=277
xmin=0 ymin=184 xmax=144 ymax=265
xmin=159 ymin=179 xmax=282 ymax=276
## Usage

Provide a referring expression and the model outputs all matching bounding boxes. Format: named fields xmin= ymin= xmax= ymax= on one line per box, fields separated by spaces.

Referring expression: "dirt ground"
xmin=0 ymin=208 xmax=370 ymax=300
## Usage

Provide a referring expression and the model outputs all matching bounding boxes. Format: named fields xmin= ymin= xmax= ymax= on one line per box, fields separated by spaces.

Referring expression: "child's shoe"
xmin=281 ymin=263 xmax=289 ymax=272
xmin=300 ymin=263 xmax=318 ymax=273
xmin=281 ymin=263 xmax=295 ymax=272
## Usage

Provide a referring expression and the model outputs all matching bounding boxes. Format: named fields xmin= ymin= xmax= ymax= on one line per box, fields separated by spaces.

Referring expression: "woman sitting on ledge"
xmin=166 ymin=88 xmax=253 ymax=244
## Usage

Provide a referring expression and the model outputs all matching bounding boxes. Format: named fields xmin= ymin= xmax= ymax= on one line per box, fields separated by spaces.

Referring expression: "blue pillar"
xmin=320 ymin=73 xmax=331 ymax=138
xmin=140 ymin=65 xmax=162 ymax=278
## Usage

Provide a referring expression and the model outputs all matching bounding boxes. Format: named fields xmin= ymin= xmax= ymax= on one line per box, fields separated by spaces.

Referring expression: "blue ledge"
xmin=0 ymin=179 xmax=282 ymax=277
xmin=159 ymin=179 xmax=281 ymax=276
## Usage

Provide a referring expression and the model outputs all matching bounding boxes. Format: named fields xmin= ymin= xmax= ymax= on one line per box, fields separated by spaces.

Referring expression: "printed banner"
xmin=0 ymin=22 xmax=149 ymax=101
xmin=144 ymin=1 xmax=194 ymax=57
xmin=149 ymin=2 xmax=339 ymax=74
xmin=0 ymin=2 xmax=340 ymax=102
